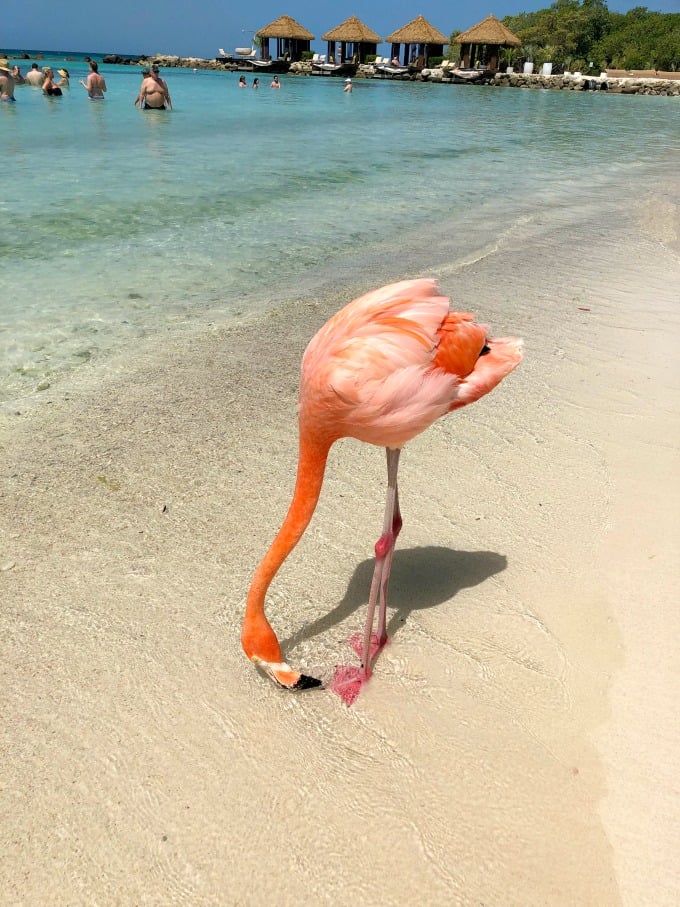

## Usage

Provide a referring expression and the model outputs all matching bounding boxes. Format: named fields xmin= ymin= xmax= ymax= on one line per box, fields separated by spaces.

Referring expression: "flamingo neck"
xmin=245 ymin=432 xmax=331 ymax=617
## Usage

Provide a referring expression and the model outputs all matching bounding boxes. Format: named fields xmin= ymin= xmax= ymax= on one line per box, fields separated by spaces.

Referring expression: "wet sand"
xmin=1 ymin=209 xmax=679 ymax=904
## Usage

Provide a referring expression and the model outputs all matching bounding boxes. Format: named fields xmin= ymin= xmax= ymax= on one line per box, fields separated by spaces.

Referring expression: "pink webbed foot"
xmin=330 ymin=664 xmax=370 ymax=706
xmin=329 ymin=632 xmax=389 ymax=706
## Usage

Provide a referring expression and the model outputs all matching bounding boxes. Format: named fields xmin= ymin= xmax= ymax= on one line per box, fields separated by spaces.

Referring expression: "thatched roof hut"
xmin=256 ymin=15 xmax=314 ymax=62
xmin=453 ymin=15 xmax=521 ymax=71
xmin=321 ymin=15 xmax=381 ymax=64
xmin=385 ymin=15 xmax=448 ymax=67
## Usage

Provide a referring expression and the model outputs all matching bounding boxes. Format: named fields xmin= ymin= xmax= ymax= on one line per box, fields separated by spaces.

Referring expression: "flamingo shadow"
xmin=283 ymin=545 xmax=507 ymax=650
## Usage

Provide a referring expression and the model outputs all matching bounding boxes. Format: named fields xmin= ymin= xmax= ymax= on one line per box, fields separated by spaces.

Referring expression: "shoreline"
xmin=3 ymin=172 xmax=677 ymax=418
xmin=2 ymin=197 xmax=679 ymax=902
xmin=7 ymin=48 xmax=680 ymax=95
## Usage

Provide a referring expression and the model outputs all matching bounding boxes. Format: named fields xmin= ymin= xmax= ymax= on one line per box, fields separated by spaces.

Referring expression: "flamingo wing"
xmin=300 ymin=279 xmax=520 ymax=449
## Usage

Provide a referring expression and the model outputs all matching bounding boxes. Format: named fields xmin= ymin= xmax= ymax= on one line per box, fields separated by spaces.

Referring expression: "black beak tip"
xmin=293 ymin=674 xmax=323 ymax=691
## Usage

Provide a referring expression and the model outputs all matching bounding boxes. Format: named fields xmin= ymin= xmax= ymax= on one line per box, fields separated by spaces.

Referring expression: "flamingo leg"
xmin=377 ymin=483 xmax=402 ymax=644
xmin=330 ymin=447 xmax=403 ymax=704
xmin=360 ymin=447 xmax=401 ymax=676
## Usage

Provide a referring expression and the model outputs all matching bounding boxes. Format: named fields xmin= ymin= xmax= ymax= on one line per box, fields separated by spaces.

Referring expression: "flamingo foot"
xmin=330 ymin=664 xmax=371 ymax=706
xmin=251 ymin=657 xmax=322 ymax=691
xmin=329 ymin=632 xmax=389 ymax=705
xmin=349 ymin=631 xmax=389 ymax=662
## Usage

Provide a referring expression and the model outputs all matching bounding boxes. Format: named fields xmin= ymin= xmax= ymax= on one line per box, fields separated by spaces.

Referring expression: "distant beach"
xmin=2 ymin=53 xmax=679 ymax=905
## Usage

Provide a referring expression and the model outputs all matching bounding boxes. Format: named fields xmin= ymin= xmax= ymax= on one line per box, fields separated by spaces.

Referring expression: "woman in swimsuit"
xmin=42 ymin=67 xmax=62 ymax=97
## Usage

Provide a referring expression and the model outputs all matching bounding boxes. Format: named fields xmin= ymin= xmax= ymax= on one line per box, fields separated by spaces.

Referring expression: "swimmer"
xmin=270 ymin=75 xmax=280 ymax=88
xmin=0 ymin=58 xmax=17 ymax=101
xmin=25 ymin=62 xmax=45 ymax=87
xmin=135 ymin=65 xmax=172 ymax=110
xmin=42 ymin=67 xmax=63 ymax=97
xmin=80 ymin=60 xmax=106 ymax=99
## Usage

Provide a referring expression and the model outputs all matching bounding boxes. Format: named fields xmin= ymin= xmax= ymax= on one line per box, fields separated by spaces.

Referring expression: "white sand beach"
xmin=2 ymin=202 xmax=679 ymax=904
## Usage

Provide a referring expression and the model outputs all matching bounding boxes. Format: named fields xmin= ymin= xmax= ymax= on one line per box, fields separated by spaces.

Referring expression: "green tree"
xmin=500 ymin=1 xmax=679 ymax=71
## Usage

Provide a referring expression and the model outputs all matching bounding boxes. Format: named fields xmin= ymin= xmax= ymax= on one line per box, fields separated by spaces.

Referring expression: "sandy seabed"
xmin=1 ymin=203 xmax=679 ymax=905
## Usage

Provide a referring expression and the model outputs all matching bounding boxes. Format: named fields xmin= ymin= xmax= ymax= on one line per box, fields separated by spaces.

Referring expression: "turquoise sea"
xmin=1 ymin=51 xmax=678 ymax=407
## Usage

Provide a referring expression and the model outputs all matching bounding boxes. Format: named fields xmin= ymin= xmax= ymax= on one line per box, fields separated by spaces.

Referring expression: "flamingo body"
xmin=242 ymin=279 xmax=522 ymax=700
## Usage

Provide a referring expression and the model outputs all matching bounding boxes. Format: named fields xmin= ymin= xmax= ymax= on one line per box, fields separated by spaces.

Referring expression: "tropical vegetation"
xmin=451 ymin=1 xmax=680 ymax=73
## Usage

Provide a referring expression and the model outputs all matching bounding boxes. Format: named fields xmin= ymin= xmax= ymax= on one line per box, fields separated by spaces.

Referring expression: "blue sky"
xmin=5 ymin=1 xmax=678 ymax=58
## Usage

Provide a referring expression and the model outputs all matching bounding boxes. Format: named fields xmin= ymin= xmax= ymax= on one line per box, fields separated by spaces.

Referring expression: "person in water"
xmin=80 ymin=60 xmax=106 ymax=99
xmin=135 ymin=65 xmax=172 ymax=110
xmin=270 ymin=75 xmax=280 ymax=88
xmin=56 ymin=68 xmax=70 ymax=89
xmin=133 ymin=69 xmax=150 ymax=107
xmin=25 ymin=63 xmax=44 ymax=86
xmin=42 ymin=67 xmax=63 ymax=97
xmin=0 ymin=59 xmax=17 ymax=101
xmin=150 ymin=65 xmax=172 ymax=108
xmin=239 ymin=75 xmax=247 ymax=87
xmin=252 ymin=77 xmax=259 ymax=89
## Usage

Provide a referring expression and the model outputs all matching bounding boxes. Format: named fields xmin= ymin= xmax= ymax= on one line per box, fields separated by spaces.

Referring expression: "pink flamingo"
xmin=241 ymin=279 xmax=522 ymax=703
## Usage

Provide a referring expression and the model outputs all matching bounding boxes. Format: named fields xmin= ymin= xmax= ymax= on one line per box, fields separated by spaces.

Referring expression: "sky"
xmin=4 ymin=0 xmax=679 ymax=59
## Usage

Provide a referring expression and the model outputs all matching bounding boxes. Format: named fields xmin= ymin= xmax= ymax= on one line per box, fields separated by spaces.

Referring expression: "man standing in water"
xmin=135 ymin=64 xmax=172 ymax=110
xmin=24 ymin=62 xmax=44 ymax=86
xmin=80 ymin=60 xmax=106 ymax=99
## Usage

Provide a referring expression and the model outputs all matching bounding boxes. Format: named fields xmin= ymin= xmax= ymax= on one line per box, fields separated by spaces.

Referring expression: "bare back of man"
xmin=25 ymin=65 xmax=44 ymax=87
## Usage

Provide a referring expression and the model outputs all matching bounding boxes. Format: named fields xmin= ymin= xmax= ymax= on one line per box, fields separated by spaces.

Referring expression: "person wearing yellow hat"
xmin=0 ymin=58 xmax=17 ymax=102
xmin=56 ymin=68 xmax=70 ymax=89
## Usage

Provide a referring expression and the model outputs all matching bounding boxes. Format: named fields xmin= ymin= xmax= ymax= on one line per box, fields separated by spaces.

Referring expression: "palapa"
xmin=384 ymin=15 xmax=448 ymax=46
xmin=321 ymin=16 xmax=382 ymax=44
xmin=257 ymin=14 xmax=314 ymax=40
xmin=454 ymin=15 xmax=521 ymax=48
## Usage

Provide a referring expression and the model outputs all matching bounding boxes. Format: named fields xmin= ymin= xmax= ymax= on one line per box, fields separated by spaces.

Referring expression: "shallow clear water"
xmin=2 ymin=53 xmax=678 ymax=404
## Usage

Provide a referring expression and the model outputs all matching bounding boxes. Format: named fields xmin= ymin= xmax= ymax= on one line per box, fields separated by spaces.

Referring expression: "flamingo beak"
xmin=251 ymin=657 xmax=323 ymax=691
